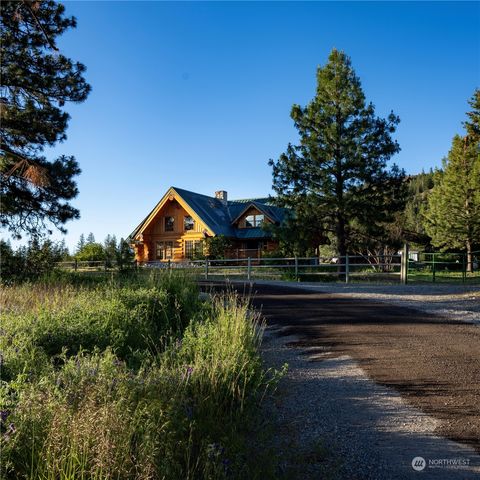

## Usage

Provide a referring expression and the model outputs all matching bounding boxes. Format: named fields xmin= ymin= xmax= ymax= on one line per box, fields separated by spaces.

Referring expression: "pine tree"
xmin=58 ymin=238 xmax=70 ymax=260
xmin=464 ymin=89 xmax=480 ymax=141
xmin=86 ymin=232 xmax=95 ymax=244
xmin=0 ymin=1 xmax=90 ymax=238
xmin=117 ymin=238 xmax=134 ymax=269
xmin=76 ymin=233 xmax=85 ymax=253
xmin=104 ymin=234 xmax=118 ymax=265
xmin=269 ymin=49 xmax=405 ymax=263
xmin=425 ymin=135 xmax=480 ymax=271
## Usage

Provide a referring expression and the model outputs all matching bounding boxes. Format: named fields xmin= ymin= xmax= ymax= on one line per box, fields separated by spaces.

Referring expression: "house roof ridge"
xmin=171 ymin=186 xmax=216 ymax=201
xmin=229 ymin=197 xmax=273 ymax=204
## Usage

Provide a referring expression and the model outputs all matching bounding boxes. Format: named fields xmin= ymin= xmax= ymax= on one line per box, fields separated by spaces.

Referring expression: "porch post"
xmin=401 ymin=243 xmax=409 ymax=285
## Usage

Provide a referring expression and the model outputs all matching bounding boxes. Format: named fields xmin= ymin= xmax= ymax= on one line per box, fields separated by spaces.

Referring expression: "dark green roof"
xmin=128 ymin=187 xmax=286 ymax=241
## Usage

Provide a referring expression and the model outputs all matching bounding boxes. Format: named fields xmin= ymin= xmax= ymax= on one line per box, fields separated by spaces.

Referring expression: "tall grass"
xmin=0 ymin=272 xmax=280 ymax=479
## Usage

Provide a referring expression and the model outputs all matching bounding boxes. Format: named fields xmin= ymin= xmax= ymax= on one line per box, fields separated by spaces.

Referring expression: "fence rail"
xmin=137 ymin=254 xmax=405 ymax=283
xmin=56 ymin=249 xmax=480 ymax=284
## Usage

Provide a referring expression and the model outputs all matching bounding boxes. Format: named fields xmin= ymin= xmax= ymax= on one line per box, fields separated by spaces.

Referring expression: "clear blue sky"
xmin=42 ymin=1 xmax=479 ymax=250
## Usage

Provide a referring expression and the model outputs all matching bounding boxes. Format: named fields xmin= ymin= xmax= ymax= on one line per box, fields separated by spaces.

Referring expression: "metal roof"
xmin=128 ymin=187 xmax=286 ymax=241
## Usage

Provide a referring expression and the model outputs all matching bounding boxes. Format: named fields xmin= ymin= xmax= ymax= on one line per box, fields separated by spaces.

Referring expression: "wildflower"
xmin=222 ymin=457 xmax=231 ymax=474
xmin=207 ymin=442 xmax=225 ymax=459
xmin=0 ymin=410 xmax=10 ymax=424
xmin=184 ymin=366 xmax=194 ymax=379
xmin=184 ymin=405 xmax=193 ymax=419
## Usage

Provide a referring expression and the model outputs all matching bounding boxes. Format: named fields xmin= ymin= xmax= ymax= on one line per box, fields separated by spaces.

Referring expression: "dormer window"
xmin=245 ymin=214 xmax=264 ymax=228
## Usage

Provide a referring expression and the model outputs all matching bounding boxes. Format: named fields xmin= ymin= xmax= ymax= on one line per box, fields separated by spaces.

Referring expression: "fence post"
xmin=247 ymin=257 xmax=252 ymax=281
xmin=104 ymin=260 xmax=107 ymax=272
xmin=205 ymin=258 xmax=209 ymax=280
xmin=345 ymin=254 xmax=349 ymax=284
xmin=462 ymin=253 xmax=466 ymax=284
xmin=432 ymin=253 xmax=436 ymax=283
xmin=168 ymin=259 xmax=171 ymax=271
xmin=294 ymin=256 xmax=299 ymax=281
xmin=401 ymin=243 xmax=409 ymax=285
xmin=74 ymin=259 xmax=78 ymax=272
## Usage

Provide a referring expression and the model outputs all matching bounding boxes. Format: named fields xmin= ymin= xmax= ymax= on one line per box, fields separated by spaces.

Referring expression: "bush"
xmin=0 ymin=238 xmax=68 ymax=281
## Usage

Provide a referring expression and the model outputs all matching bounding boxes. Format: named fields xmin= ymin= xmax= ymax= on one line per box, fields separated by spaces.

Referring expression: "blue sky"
xmin=40 ymin=1 xmax=480 ymax=250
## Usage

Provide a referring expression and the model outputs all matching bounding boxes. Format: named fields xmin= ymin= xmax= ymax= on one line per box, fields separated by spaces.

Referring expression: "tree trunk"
xmin=336 ymin=215 xmax=347 ymax=277
xmin=466 ymin=240 xmax=473 ymax=273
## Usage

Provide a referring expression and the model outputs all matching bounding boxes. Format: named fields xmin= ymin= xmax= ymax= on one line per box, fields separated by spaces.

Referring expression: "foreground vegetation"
xmin=0 ymin=272 xmax=280 ymax=479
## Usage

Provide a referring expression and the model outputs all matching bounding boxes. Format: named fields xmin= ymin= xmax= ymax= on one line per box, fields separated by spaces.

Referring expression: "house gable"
xmin=131 ymin=187 xmax=215 ymax=241
xmin=232 ymin=203 xmax=275 ymax=229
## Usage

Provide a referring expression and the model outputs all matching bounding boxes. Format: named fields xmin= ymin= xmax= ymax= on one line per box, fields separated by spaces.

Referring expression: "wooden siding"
xmin=133 ymin=195 xmax=209 ymax=262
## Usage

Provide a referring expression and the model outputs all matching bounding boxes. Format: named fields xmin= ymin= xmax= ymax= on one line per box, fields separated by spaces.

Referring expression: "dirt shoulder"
xmin=243 ymin=283 xmax=480 ymax=453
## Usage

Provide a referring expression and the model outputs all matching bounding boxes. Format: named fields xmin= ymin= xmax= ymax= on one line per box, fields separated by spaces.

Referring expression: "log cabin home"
xmin=128 ymin=187 xmax=286 ymax=263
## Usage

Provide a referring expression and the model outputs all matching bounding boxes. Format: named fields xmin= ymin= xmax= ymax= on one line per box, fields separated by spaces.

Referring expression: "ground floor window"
xmin=156 ymin=241 xmax=173 ymax=260
xmin=184 ymin=240 xmax=204 ymax=259
xmin=243 ymin=240 xmax=263 ymax=250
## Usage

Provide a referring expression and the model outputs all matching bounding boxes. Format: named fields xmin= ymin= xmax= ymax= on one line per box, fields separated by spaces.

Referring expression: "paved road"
xmin=246 ymin=283 xmax=480 ymax=453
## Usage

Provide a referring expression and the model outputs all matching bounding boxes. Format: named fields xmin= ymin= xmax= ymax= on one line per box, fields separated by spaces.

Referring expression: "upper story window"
xmin=245 ymin=214 xmax=265 ymax=228
xmin=184 ymin=215 xmax=195 ymax=231
xmin=164 ymin=216 xmax=175 ymax=232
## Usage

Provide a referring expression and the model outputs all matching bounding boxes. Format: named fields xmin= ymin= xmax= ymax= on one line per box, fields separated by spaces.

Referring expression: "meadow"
xmin=0 ymin=272 xmax=281 ymax=479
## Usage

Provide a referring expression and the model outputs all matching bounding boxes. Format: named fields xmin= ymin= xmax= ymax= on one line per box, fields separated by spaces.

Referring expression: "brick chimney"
xmin=215 ymin=190 xmax=228 ymax=203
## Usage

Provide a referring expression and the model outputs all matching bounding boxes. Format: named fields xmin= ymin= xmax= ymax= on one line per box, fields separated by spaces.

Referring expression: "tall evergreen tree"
xmin=464 ymin=88 xmax=480 ymax=141
xmin=76 ymin=233 xmax=85 ymax=253
xmin=117 ymin=237 xmax=134 ymax=268
xmin=269 ymin=49 xmax=405 ymax=262
xmin=425 ymin=135 xmax=480 ymax=271
xmin=104 ymin=234 xmax=118 ymax=264
xmin=86 ymin=232 xmax=95 ymax=244
xmin=0 ymin=1 xmax=90 ymax=238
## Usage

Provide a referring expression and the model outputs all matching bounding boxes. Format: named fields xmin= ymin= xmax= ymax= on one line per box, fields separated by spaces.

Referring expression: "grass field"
xmin=0 ymin=271 xmax=281 ymax=479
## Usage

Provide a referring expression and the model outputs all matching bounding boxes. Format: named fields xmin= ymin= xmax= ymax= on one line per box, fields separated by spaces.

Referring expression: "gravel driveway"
xmin=199 ymin=280 xmax=480 ymax=478
xmin=253 ymin=281 xmax=480 ymax=324
xmin=262 ymin=328 xmax=480 ymax=479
